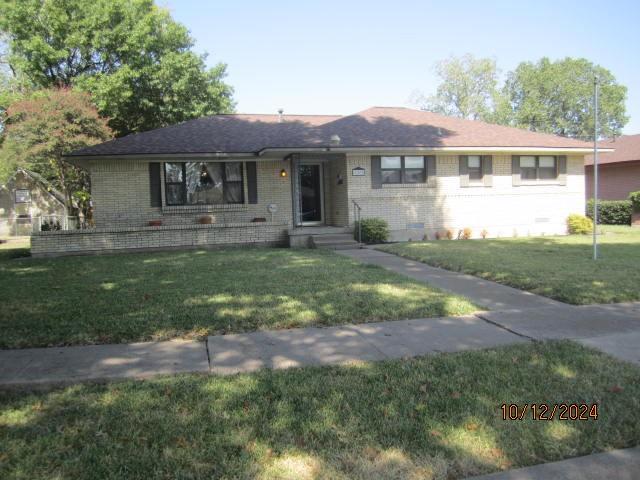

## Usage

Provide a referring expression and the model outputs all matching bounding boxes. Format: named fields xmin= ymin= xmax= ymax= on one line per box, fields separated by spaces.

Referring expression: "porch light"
xmin=279 ymin=168 xmax=288 ymax=178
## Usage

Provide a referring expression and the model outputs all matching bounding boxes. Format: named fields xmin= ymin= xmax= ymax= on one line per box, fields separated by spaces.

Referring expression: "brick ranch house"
xmin=585 ymin=134 xmax=640 ymax=200
xmin=31 ymin=107 xmax=607 ymax=256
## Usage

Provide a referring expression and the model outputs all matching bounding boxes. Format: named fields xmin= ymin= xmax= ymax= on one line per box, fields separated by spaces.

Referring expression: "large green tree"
xmin=501 ymin=57 xmax=628 ymax=139
xmin=0 ymin=0 xmax=234 ymax=136
xmin=413 ymin=54 xmax=500 ymax=121
xmin=0 ymin=89 xmax=112 ymax=215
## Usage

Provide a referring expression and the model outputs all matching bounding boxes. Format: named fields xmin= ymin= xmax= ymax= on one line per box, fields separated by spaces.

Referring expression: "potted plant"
xmin=629 ymin=191 xmax=640 ymax=227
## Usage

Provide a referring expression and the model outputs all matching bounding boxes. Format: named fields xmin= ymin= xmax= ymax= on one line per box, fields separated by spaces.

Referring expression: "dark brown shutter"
xmin=149 ymin=162 xmax=162 ymax=207
xmin=482 ymin=155 xmax=493 ymax=187
xmin=426 ymin=155 xmax=437 ymax=187
xmin=512 ymin=156 xmax=521 ymax=186
xmin=558 ymin=155 xmax=567 ymax=185
xmin=246 ymin=161 xmax=258 ymax=203
xmin=371 ymin=155 xmax=382 ymax=189
xmin=459 ymin=155 xmax=469 ymax=187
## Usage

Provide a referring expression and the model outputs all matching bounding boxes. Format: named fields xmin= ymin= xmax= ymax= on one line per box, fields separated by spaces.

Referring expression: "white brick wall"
xmin=89 ymin=158 xmax=294 ymax=228
xmin=345 ymin=152 xmax=586 ymax=239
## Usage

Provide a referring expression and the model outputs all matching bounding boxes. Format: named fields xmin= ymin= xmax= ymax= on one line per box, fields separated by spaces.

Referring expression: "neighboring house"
xmin=0 ymin=168 xmax=67 ymax=237
xmin=585 ymin=134 xmax=640 ymax=200
xmin=32 ymin=107 xmax=603 ymax=256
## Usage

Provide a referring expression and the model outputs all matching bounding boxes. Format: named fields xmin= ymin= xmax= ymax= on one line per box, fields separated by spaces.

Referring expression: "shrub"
xmin=434 ymin=231 xmax=441 ymax=240
xmin=462 ymin=227 xmax=472 ymax=240
xmin=445 ymin=229 xmax=454 ymax=240
xmin=567 ymin=214 xmax=593 ymax=235
xmin=629 ymin=191 xmax=640 ymax=212
xmin=480 ymin=229 xmax=488 ymax=239
xmin=356 ymin=217 xmax=389 ymax=244
xmin=586 ymin=199 xmax=632 ymax=225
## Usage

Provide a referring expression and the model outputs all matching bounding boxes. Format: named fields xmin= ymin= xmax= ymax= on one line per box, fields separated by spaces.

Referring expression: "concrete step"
xmin=311 ymin=233 xmax=361 ymax=250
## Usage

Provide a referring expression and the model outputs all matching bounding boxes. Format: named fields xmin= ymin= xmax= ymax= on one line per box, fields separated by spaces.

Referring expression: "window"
xmin=15 ymin=189 xmax=31 ymax=203
xmin=467 ymin=155 xmax=482 ymax=182
xmin=164 ymin=162 xmax=244 ymax=206
xmin=520 ymin=156 xmax=557 ymax=181
xmin=404 ymin=156 xmax=425 ymax=183
xmin=381 ymin=156 xmax=426 ymax=184
xmin=381 ymin=156 xmax=401 ymax=184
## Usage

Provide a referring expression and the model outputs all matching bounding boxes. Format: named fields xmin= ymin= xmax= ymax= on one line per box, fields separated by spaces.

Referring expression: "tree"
xmin=0 ymin=0 xmax=234 ymax=136
xmin=0 ymin=89 xmax=112 ymax=215
xmin=413 ymin=54 xmax=500 ymax=121
xmin=501 ymin=57 xmax=627 ymax=140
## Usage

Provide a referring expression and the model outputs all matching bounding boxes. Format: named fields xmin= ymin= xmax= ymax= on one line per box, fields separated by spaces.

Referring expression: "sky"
xmin=164 ymin=0 xmax=640 ymax=133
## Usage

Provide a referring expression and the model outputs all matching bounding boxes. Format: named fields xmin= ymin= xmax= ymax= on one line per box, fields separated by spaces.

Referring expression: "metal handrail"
xmin=352 ymin=199 xmax=362 ymax=245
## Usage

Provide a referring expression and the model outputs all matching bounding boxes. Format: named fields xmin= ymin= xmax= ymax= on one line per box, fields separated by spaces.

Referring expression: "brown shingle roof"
xmin=585 ymin=134 xmax=640 ymax=165
xmin=68 ymin=106 xmax=595 ymax=157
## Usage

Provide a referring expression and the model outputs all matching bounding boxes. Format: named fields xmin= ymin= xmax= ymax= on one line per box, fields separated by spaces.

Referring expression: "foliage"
xmin=40 ymin=220 xmax=62 ymax=232
xmin=357 ymin=217 xmax=389 ymax=244
xmin=567 ymin=214 xmax=594 ymax=235
xmin=445 ymin=229 xmax=454 ymax=240
xmin=418 ymin=55 xmax=628 ymax=140
xmin=586 ymin=199 xmax=632 ymax=225
xmin=0 ymin=88 xmax=112 ymax=213
xmin=0 ymin=0 xmax=235 ymax=136
xmin=413 ymin=54 xmax=500 ymax=121
xmin=480 ymin=229 xmax=489 ymax=239
xmin=501 ymin=57 xmax=628 ymax=139
xmin=0 ymin=247 xmax=475 ymax=348
xmin=459 ymin=228 xmax=472 ymax=240
xmin=380 ymin=226 xmax=640 ymax=304
xmin=629 ymin=191 xmax=640 ymax=211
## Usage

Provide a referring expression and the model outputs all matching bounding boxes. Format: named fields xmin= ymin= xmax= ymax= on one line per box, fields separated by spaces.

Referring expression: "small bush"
xmin=567 ymin=214 xmax=593 ymax=235
xmin=434 ymin=231 xmax=441 ymax=240
xmin=586 ymin=199 xmax=632 ymax=225
xmin=356 ymin=217 xmax=389 ymax=244
xmin=629 ymin=191 xmax=640 ymax=212
xmin=445 ymin=229 xmax=454 ymax=240
xmin=461 ymin=228 xmax=472 ymax=240
xmin=480 ymin=229 xmax=488 ymax=239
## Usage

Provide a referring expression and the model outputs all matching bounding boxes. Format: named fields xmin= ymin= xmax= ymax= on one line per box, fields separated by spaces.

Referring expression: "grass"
xmin=1 ymin=341 xmax=639 ymax=479
xmin=0 ymin=246 xmax=476 ymax=349
xmin=379 ymin=226 xmax=640 ymax=305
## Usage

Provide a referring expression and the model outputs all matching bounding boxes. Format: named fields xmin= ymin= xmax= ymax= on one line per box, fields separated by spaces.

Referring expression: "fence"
xmin=0 ymin=215 xmax=86 ymax=237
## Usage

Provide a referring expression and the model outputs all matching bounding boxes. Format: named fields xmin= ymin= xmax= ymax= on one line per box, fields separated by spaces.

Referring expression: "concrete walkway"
xmin=206 ymin=315 xmax=527 ymax=375
xmin=337 ymin=248 xmax=562 ymax=310
xmin=467 ymin=446 xmax=640 ymax=480
xmin=0 ymin=340 xmax=209 ymax=387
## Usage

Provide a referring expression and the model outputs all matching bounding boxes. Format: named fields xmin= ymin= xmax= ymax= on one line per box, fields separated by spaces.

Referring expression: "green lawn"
xmin=1 ymin=341 xmax=638 ymax=479
xmin=0 ymin=247 xmax=476 ymax=349
xmin=379 ymin=226 xmax=640 ymax=305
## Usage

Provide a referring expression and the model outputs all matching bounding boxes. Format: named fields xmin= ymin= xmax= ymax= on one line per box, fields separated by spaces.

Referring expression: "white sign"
xmin=352 ymin=167 xmax=365 ymax=176
xmin=267 ymin=203 xmax=278 ymax=214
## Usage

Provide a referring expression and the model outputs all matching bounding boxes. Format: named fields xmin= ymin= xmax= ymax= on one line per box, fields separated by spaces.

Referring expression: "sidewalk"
xmin=467 ymin=446 xmax=640 ymax=480
xmin=337 ymin=248 xmax=562 ymax=310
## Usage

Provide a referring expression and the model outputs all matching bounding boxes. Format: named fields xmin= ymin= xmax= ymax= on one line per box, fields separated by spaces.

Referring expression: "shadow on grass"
xmin=1 ymin=342 xmax=639 ymax=479
xmin=380 ymin=234 xmax=640 ymax=305
xmin=0 ymin=248 xmax=476 ymax=348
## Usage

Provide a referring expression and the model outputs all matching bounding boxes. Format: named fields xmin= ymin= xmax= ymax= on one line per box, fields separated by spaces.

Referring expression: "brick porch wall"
xmin=31 ymin=222 xmax=289 ymax=257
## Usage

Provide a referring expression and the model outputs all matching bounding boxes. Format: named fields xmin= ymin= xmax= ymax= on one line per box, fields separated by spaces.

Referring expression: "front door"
xmin=299 ymin=163 xmax=324 ymax=225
